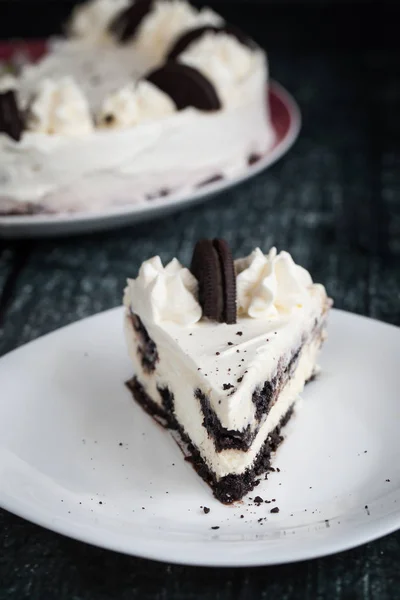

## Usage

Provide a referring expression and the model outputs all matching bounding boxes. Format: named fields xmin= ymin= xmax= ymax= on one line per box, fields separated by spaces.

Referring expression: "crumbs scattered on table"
xmin=211 ymin=526 xmax=220 ymax=530
xmin=203 ymin=506 xmax=210 ymax=514
xmin=253 ymin=496 xmax=264 ymax=505
xmin=270 ymin=507 xmax=280 ymax=514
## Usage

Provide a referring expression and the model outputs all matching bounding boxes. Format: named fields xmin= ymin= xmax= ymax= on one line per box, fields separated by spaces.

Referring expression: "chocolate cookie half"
xmin=191 ymin=238 xmax=237 ymax=324
xmin=166 ymin=24 xmax=257 ymax=61
xmin=0 ymin=90 xmax=24 ymax=142
xmin=145 ymin=62 xmax=221 ymax=111
xmin=109 ymin=0 xmax=153 ymax=43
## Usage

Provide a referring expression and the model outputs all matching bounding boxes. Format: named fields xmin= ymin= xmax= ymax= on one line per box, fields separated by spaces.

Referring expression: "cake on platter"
xmin=124 ymin=239 xmax=332 ymax=503
xmin=0 ymin=0 xmax=275 ymax=215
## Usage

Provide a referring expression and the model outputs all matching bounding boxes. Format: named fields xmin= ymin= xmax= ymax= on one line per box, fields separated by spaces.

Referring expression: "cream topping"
xmin=68 ymin=0 xmax=130 ymax=41
xmin=98 ymin=80 xmax=176 ymax=128
xmin=132 ymin=0 xmax=223 ymax=65
xmin=26 ymin=76 xmax=94 ymax=136
xmin=236 ymin=247 xmax=314 ymax=319
xmin=125 ymin=256 xmax=202 ymax=326
xmin=0 ymin=75 xmax=18 ymax=93
xmin=179 ymin=32 xmax=260 ymax=105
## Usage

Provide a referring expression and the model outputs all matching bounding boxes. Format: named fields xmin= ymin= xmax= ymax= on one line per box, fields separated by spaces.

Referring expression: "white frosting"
xmin=68 ymin=0 xmax=130 ymax=41
xmin=133 ymin=0 xmax=223 ymax=65
xmin=0 ymin=75 xmax=18 ymax=93
xmin=0 ymin=0 xmax=273 ymax=212
xmin=236 ymin=247 xmax=314 ymax=319
xmin=98 ymin=80 xmax=175 ymax=128
xmin=26 ymin=77 xmax=94 ymax=136
xmin=179 ymin=32 xmax=260 ymax=106
xmin=123 ymin=248 xmax=330 ymax=479
xmin=0 ymin=64 xmax=272 ymax=210
xmin=126 ymin=256 xmax=202 ymax=326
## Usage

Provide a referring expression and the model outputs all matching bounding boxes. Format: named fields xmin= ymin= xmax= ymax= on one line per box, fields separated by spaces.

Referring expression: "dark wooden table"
xmin=1 ymin=2 xmax=400 ymax=598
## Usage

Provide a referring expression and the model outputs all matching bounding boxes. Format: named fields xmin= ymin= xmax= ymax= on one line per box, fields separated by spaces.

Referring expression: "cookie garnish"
xmin=109 ymin=0 xmax=153 ymax=43
xmin=0 ymin=90 xmax=24 ymax=142
xmin=166 ymin=24 xmax=257 ymax=61
xmin=190 ymin=239 xmax=237 ymax=324
xmin=145 ymin=62 xmax=221 ymax=111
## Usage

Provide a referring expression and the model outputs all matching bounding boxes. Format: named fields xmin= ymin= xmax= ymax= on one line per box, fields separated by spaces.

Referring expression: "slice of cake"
xmin=0 ymin=0 xmax=274 ymax=215
xmin=123 ymin=240 xmax=331 ymax=503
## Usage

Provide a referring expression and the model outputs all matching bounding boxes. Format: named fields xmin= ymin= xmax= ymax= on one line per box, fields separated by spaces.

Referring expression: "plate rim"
xmin=1 ymin=307 xmax=399 ymax=567
xmin=0 ymin=80 xmax=301 ymax=233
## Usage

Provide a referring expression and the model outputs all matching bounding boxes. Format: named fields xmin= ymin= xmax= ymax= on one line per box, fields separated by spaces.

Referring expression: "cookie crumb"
xmin=203 ymin=507 xmax=210 ymax=514
xmin=270 ymin=507 xmax=280 ymax=514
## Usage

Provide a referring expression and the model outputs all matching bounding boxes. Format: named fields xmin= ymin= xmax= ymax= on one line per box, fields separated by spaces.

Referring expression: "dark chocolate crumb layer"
xmin=195 ymin=388 xmax=251 ymax=451
xmin=130 ymin=312 xmax=159 ymax=373
xmin=126 ymin=376 xmax=294 ymax=504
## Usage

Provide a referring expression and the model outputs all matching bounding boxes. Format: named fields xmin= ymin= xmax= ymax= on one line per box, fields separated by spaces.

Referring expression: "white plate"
xmin=1 ymin=308 xmax=399 ymax=566
xmin=0 ymin=81 xmax=300 ymax=239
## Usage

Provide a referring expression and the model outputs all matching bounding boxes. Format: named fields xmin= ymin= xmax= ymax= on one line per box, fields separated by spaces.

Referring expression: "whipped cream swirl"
xmin=133 ymin=0 xmax=223 ymax=65
xmin=69 ymin=0 xmax=130 ymax=41
xmin=26 ymin=76 xmax=94 ymax=136
xmin=98 ymin=80 xmax=175 ymax=128
xmin=179 ymin=32 xmax=259 ymax=106
xmin=236 ymin=247 xmax=314 ymax=318
xmin=125 ymin=256 xmax=202 ymax=325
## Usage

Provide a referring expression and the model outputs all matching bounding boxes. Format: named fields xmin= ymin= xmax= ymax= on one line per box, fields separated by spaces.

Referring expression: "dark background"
xmin=1 ymin=1 xmax=400 ymax=599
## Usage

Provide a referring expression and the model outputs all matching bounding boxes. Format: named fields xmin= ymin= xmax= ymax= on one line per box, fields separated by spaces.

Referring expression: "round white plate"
xmin=0 ymin=81 xmax=300 ymax=239
xmin=1 ymin=308 xmax=399 ymax=566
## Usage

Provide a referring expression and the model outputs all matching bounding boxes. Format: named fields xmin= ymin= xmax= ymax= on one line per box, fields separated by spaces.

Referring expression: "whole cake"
xmin=0 ymin=0 xmax=274 ymax=215
xmin=124 ymin=240 xmax=332 ymax=503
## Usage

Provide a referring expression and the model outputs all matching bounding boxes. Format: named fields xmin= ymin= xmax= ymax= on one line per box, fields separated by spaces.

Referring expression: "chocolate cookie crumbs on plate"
xmin=270 ymin=507 xmax=280 ymax=513
xmin=254 ymin=496 xmax=263 ymax=505
xmin=211 ymin=526 xmax=220 ymax=530
xmin=203 ymin=506 xmax=210 ymax=514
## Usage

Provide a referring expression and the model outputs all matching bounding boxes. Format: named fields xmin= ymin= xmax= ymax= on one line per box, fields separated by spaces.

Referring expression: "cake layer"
xmin=123 ymin=244 xmax=331 ymax=503
xmin=125 ymin=310 xmax=326 ymax=480
xmin=127 ymin=375 xmax=295 ymax=503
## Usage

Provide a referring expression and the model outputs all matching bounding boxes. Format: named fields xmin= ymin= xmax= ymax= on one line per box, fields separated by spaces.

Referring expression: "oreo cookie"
xmin=109 ymin=0 xmax=153 ymax=43
xmin=0 ymin=90 xmax=24 ymax=142
xmin=145 ymin=62 xmax=221 ymax=111
xmin=191 ymin=239 xmax=237 ymax=324
xmin=166 ymin=24 xmax=257 ymax=61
